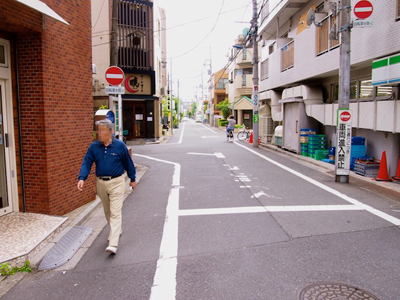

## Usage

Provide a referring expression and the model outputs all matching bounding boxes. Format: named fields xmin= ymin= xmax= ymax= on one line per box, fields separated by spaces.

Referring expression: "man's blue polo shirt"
xmin=78 ymin=138 xmax=136 ymax=182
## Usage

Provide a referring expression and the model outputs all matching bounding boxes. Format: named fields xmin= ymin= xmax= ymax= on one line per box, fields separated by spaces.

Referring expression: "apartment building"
xmin=92 ymin=0 xmax=167 ymax=141
xmin=226 ymin=34 xmax=255 ymax=129
xmin=258 ymin=0 xmax=400 ymax=176
xmin=207 ymin=68 xmax=228 ymax=126
xmin=0 ymin=0 xmax=94 ymax=216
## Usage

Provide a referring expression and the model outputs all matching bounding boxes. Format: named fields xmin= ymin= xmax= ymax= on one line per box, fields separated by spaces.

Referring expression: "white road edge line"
xmin=178 ymin=121 xmax=185 ymax=144
xmin=134 ymin=154 xmax=180 ymax=300
xmin=233 ymin=141 xmax=400 ymax=226
xmin=178 ymin=205 xmax=364 ymax=216
xmin=201 ymin=123 xmax=217 ymax=133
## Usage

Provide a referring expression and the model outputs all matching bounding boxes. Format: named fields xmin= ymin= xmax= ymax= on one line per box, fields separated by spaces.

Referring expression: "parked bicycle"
xmin=237 ymin=125 xmax=251 ymax=141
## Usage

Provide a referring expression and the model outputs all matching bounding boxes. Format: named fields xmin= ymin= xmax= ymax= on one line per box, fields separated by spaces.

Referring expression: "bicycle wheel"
xmin=237 ymin=131 xmax=246 ymax=141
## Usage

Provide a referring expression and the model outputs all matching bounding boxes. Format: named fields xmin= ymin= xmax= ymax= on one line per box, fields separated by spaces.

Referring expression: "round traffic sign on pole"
xmin=354 ymin=0 xmax=373 ymax=19
xmin=340 ymin=111 xmax=351 ymax=122
xmin=105 ymin=66 xmax=125 ymax=86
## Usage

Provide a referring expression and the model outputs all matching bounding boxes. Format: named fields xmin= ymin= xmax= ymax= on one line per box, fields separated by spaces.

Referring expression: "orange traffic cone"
xmin=392 ymin=155 xmax=400 ymax=181
xmin=249 ymin=132 xmax=253 ymax=144
xmin=373 ymin=151 xmax=393 ymax=182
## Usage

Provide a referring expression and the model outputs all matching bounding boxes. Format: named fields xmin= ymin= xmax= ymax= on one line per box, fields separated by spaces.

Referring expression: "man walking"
xmin=77 ymin=119 xmax=137 ymax=254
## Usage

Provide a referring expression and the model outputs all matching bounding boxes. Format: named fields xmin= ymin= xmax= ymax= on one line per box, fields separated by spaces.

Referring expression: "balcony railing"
xmin=317 ymin=14 xmax=340 ymax=55
xmin=281 ymin=40 xmax=294 ymax=72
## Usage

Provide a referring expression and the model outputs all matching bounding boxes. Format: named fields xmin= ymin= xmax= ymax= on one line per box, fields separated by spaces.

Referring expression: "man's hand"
xmin=77 ymin=180 xmax=84 ymax=191
xmin=130 ymin=181 xmax=137 ymax=190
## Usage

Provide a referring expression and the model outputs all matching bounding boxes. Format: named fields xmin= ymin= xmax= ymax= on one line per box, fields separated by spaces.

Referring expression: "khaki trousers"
xmin=96 ymin=176 xmax=125 ymax=247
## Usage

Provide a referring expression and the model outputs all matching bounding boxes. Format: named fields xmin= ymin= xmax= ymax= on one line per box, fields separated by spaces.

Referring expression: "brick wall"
xmin=0 ymin=0 xmax=96 ymax=215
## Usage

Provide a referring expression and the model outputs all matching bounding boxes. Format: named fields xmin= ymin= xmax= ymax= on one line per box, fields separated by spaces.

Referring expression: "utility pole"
xmin=110 ymin=0 xmax=122 ymax=139
xmin=177 ymin=79 xmax=180 ymax=127
xmin=251 ymin=0 xmax=259 ymax=147
xmin=335 ymin=0 xmax=351 ymax=183
xmin=170 ymin=59 xmax=173 ymax=136
xmin=110 ymin=0 xmax=118 ymax=66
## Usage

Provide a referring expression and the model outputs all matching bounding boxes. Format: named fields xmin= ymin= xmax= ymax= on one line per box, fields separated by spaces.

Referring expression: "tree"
xmin=191 ymin=102 xmax=197 ymax=117
xmin=216 ymin=99 xmax=231 ymax=119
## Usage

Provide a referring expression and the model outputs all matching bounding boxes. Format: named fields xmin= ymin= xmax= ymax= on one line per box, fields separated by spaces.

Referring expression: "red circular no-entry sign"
xmin=354 ymin=0 xmax=373 ymax=19
xmin=340 ymin=111 xmax=351 ymax=122
xmin=105 ymin=66 xmax=125 ymax=86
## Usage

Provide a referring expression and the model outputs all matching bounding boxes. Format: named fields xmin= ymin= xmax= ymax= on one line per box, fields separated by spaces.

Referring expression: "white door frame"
xmin=0 ymin=38 xmax=18 ymax=216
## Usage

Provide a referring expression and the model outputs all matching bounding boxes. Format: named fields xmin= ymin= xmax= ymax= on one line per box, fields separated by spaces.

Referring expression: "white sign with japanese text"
xmin=336 ymin=109 xmax=352 ymax=175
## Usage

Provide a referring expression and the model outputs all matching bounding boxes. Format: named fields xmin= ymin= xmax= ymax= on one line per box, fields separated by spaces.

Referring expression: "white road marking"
xmin=187 ymin=152 xmax=215 ymax=156
xmin=251 ymin=191 xmax=268 ymax=198
xmin=201 ymin=136 xmax=220 ymax=138
xmin=178 ymin=205 xmax=364 ymax=216
xmin=215 ymin=152 xmax=225 ymax=159
xmin=134 ymin=154 xmax=180 ymax=300
xmin=234 ymin=142 xmax=400 ymax=226
xmin=187 ymin=152 xmax=225 ymax=159
xmin=200 ymin=124 xmax=217 ymax=133
xmin=178 ymin=122 xmax=185 ymax=144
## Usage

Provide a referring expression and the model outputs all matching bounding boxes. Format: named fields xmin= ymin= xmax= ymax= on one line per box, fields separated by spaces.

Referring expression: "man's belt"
xmin=98 ymin=174 xmax=123 ymax=181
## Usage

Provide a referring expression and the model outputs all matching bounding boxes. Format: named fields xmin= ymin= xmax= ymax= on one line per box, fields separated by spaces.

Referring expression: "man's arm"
xmin=122 ymin=145 xmax=136 ymax=183
xmin=77 ymin=145 xmax=95 ymax=191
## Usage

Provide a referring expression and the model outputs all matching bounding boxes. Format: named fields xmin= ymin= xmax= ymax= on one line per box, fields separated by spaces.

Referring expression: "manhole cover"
xmin=299 ymin=282 xmax=380 ymax=300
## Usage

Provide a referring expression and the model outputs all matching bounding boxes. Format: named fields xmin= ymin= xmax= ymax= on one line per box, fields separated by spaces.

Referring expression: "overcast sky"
xmin=156 ymin=0 xmax=253 ymax=102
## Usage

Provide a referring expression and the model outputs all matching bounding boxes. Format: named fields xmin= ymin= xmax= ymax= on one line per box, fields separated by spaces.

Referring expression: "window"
xmin=217 ymin=95 xmax=225 ymax=104
xmin=359 ymin=80 xmax=373 ymax=99
xmin=331 ymin=81 xmax=357 ymax=101
xmin=281 ymin=40 xmax=294 ymax=72
xmin=269 ymin=42 xmax=275 ymax=55
xmin=377 ymin=86 xmax=393 ymax=98
xmin=0 ymin=45 xmax=5 ymax=65
xmin=397 ymin=0 xmax=400 ymax=20
xmin=243 ymin=49 xmax=247 ymax=60
xmin=317 ymin=15 xmax=339 ymax=55
xmin=216 ymin=78 xmax=228 ymax=89
xmin=242 ymin=74 xmax=246 ymax=86
xmin=330 ymin=80 xmax=391 ymax=101
xmin=316 ymin=2 xmax=324 ymax=13
xmin=261 ymin=59 xmax=269 ymax=80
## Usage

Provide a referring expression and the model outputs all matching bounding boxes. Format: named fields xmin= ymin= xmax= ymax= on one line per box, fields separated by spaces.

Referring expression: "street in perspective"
xmin=1 ymin=0 xmax=400 ymax=299
xmin=2 ymin=121 xmax=400 ymax=299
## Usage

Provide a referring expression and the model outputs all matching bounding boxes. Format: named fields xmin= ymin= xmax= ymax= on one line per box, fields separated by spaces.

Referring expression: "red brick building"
xmin=0 ymin=0 xmax=95 ymax=216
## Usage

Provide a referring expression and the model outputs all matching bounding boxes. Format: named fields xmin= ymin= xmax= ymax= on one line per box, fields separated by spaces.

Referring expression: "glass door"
xmin=0 ymin=82 xmax=11 ymax=216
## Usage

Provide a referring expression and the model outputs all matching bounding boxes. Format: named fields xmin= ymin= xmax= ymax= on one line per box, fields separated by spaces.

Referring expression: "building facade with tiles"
xmin=0 ymin=0 xmax=95 ymax=216
xmin=257 ymin=0 xmax=400 ymax=176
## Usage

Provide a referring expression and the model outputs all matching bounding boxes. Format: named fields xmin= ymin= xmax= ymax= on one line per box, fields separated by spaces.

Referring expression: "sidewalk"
xmin=0 ymin=163 xmax=148 ymax=298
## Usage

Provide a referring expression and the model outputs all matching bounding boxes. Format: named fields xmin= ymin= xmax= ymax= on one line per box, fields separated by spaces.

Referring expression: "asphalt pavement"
xmin=2 ymin=120 xmax=400 ymax=300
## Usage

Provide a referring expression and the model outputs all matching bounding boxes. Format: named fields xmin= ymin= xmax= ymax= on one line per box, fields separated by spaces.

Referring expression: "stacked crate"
xmin=308 ymin=134 xmax=326 ymax=158
xmin=299 ymin=129 xmax=316 ymax=157
xmin=313 ymin=149 xmax=329 ymax=160
xmin=354 ymin=157 xmax=380 ymax=177
xmin=350 ymin=136 xmax=366 ymax=170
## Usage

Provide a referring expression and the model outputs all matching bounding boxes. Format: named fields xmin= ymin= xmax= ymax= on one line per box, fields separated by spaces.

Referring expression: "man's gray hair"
xmin=96 ymin=119 xmax=114 ymax=131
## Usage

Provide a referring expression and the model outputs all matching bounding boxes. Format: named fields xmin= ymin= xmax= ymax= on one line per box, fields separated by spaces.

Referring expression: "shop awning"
xmin=16 ymin=0 xmax=69 ymax=25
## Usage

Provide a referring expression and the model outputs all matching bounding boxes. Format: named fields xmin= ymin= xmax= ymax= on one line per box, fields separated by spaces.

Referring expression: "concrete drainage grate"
xmin=38 ymin=226 xmax=92 ymax=270
xmin=299 ymin=282 xmax=380 ymax=300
